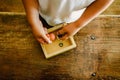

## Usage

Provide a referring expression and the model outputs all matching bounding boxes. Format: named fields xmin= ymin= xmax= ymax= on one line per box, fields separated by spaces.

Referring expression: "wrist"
xmin=73 ymin=19 xmax=83 ymax=28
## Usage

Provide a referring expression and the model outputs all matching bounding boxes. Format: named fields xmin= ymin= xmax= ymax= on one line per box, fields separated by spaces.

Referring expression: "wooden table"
xmin=0 ymin=0 xmax=120 ymax=15
xmin=0 ymin=13 xmax=120 ymax=80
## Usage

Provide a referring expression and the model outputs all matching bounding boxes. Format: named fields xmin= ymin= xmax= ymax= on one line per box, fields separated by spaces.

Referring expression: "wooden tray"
xmin=40 ymin=24 xmax=76 ymax=59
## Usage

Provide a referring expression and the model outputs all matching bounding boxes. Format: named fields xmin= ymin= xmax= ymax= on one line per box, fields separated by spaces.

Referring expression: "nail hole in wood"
xmin=91 ymin=72 xmax=96 ymax=77
xmin=90 ymin=35 xmax=96 ymax=40
xmin=59 ymin=43 xmax=63 ymax=47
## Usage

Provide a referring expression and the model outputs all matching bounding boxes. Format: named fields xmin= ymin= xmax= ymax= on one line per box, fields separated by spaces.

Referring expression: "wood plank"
xmin=0 ymin=14 xmax=120 ymax=79
xmin=103 ymin=0 xmax=120 ymax=15
xmin=0 ymin=0 xmax=25 ymax=12
xmin=0 ymin=0 xmax=119 ymax=15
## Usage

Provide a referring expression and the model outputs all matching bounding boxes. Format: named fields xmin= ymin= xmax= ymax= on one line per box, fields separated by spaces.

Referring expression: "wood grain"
xmin=0 ymin=0 xmax=25 ymax=12
xmin=0 ymin=14 xmax=120 ymax=80
xmin=102 ymin=0 xmax=120 ymax=15
xmin=0 ymin=0 xmax=119 ymax=15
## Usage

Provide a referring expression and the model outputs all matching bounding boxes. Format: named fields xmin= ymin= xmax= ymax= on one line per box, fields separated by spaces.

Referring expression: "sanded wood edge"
xmin=41 ymin=37 xmax=76 ymax=59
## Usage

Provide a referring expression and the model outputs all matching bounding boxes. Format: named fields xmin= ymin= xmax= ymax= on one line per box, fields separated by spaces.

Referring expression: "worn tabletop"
xmin=0 ymin=13 xmax=120 ymax=80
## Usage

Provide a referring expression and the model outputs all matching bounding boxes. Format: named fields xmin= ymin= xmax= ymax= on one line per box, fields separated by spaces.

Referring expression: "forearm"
xmin=22 ymin=0 xmax=44 ymax=36
xmin=22 ymin=0 xmax=40 ymax=27
xmin=74 ymin=0 xmax=114 ymax=29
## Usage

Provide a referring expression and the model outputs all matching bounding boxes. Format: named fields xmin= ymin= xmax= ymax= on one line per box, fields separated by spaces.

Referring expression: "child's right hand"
xmin=22 ymin=0 xmax=56 ymax=44
xmin=32 ymin=24 xmax=56 ymax=44
xmin=37 ymin=33 xmax=52 ymax=44
xmin=33 ymin=26 xmax=52 ymax=44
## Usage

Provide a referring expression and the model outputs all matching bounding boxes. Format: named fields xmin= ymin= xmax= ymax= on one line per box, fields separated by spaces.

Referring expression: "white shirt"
xmin=38 ymin=0 xmax=95 ymax=26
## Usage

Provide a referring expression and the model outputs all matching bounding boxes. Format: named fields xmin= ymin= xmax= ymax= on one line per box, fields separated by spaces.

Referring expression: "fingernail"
xmin=48 ymin=40 xmax=52 ymax=44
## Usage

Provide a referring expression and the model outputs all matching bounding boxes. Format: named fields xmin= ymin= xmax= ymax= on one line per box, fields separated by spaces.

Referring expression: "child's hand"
xmin=33 ymin=26 xmax=56 ymax=44
xmin=22 ymin=0 xmax=54 ymax=44
xmin=56 ymin=23 xmax=78 ymax=40
xmin=48 ymin=33 xmax=56 ymax=41
xmin=32 ymin=25 xmax=52 ymax=44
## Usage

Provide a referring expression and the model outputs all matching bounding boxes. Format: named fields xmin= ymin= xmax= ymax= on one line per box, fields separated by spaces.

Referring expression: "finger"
xmin=43 ymin=28 xmax=52 ymax=43
xmin=37 ymin=38 xmax=46 ymax=44
xmin=56 ymin=29 xmax=67 ymax=38
xmin=49 ymin=33 xmax=56 ymax=41
xmin=56 ymin=29 xmax=65 ymax=35
xmin=60 ymin=34 xmax=69 ymax=40
xmin=42 ymin=34 xmax=52 ymax=43
xmin=46 ymin=34 xmax=50 ymax=39
xmin=44 ymin=27 xmax=48 ymax=34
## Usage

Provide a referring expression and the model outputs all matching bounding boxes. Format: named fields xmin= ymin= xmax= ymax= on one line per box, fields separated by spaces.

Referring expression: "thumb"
xmin=42 ymin=34 xmax=52 ymax=43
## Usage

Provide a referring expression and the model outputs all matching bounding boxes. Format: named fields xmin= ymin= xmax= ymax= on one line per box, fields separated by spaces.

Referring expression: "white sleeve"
xmin=85 ymin=0 xmax=96 ymax=7
xmin=74 ymin=0 xmax=96 ymax=10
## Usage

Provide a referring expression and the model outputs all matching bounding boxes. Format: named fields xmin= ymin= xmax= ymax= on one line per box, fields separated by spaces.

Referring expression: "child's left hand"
xmin=56 ymin=22 xmax=78 ymax=40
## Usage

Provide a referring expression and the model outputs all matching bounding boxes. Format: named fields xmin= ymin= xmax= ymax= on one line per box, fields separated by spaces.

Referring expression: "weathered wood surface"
xmin=0 ymin=13 xmax=120 ymax=80
xmin=0 ymin=0 xmax=120 ymax=15
xmin=102 ymin=0 xmax=120 ymax=15
xmin=0 ymin=0 xmax=25 ymax=12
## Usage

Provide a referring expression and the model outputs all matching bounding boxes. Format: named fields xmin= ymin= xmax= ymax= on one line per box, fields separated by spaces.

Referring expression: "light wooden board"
xmin=41 ymin=23 xmax=76 ymax=59
xmin=41 ymin=36 xmax=76 ymax=59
